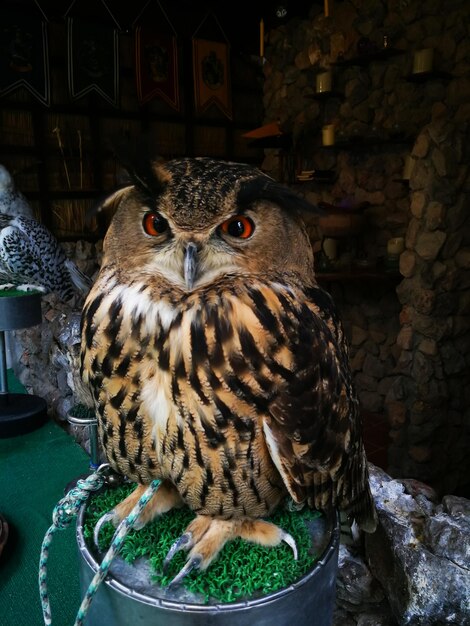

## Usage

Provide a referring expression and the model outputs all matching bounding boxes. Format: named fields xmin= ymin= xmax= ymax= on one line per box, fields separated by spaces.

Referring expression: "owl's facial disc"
xmin=184 ymin=242 xmax=198 ymax=290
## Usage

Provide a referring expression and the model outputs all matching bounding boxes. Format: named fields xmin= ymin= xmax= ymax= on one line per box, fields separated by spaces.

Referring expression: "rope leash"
xmin=74 ymin=478 xmax=160 ymax=626
xmin=38 ymin=464 xmax=160 ymax=626
xmin=39 ymin=465 xmax=109 ymax=625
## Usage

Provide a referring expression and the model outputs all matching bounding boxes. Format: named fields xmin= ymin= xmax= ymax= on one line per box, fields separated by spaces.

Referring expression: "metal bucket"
xmin=76 ymin=502 xmax=339 ymax=626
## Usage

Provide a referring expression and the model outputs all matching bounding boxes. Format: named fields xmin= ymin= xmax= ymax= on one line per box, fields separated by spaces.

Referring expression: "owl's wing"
xmin=0 ymin=215 xmax=78 ymax=299
xmin=18 ymin=215 xmax=93 ymax=297
xmin=0 ymin=221 xmax=44 ymax=284
xmin=263 ymin=286 xmax=377 ymax=532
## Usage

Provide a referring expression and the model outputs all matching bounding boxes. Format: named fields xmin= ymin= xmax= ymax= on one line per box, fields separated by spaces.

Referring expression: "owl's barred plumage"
xmin=0 ymin=213 xmax=92 ymax=300
xmin=81 ymin=156 xmax=377 ymax=579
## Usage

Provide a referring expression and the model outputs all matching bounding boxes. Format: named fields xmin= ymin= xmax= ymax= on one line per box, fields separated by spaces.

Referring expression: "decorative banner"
xmin=67 ymin=16 xmax=119 ymax=106
xmin=0 ymin=3 xmax=50 ymax=105
xmin=134 ymin=1 xmax=180 ymax=110
xmin=192 ymin=38 xmax=232 ymax=119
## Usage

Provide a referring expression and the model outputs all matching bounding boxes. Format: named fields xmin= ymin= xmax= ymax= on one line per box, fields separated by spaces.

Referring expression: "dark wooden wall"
xmin=0 ymin=9 xmax=264 ymax=240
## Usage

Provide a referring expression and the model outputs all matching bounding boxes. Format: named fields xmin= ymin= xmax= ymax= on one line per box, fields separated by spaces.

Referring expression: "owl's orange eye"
xmin=143 ymin=212 xmax=169 ymax=237
xmin=219 ymin=215 xmax=255 ymax=239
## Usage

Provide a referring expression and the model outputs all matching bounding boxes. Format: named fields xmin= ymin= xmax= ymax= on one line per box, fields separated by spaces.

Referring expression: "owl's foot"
xmin=164 ymin=515 xmax=298 ymax=587
xmin=94 ymin=480 xmax=183 ymax=548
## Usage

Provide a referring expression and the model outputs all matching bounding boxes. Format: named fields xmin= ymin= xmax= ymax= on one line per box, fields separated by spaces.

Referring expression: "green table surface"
xmin=0 ymin=374 xmax=90 ymax=626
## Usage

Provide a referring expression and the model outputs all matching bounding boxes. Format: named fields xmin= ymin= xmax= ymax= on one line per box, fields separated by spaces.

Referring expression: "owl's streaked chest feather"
xmin=82 ymin=272 xmax=306 ymax=514
xmin=119 ymin=276 xmax=294 ymax=433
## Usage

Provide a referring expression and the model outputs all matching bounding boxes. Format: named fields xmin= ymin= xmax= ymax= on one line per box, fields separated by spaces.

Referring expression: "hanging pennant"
xmin=66 ymin=0 xmax=119 ymax=106
xmin=0 ymin=2 xmax=50 ymax=105
xmin=192 ymin=13 xmax=232 ymax=120
xmin=134 ymin=1 xmax=180 ymax=110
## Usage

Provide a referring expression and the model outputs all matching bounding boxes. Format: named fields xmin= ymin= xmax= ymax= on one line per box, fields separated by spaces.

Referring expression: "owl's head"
xmin=0 ymin=164 xmax=14 ymax=192
xmin=99 ymin=157 xmax=322 ymax=291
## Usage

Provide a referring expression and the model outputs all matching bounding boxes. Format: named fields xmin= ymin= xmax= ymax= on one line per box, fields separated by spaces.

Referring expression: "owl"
xmin=81 ymin=156 xmax=377 ymax=585
xmin=0 ymin=213 xmax=92 ymax=300
xmin=0 ymin=164 xmax=34 ymax=218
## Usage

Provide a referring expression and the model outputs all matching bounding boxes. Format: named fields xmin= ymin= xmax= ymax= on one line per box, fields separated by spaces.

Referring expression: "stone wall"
xmin=261 ymin=0 xmax=469 ymax=494
xmin=389 ymin=117 xmax=470 ymax=495
xmin=327 ymin=281 xmax=401 ymax=416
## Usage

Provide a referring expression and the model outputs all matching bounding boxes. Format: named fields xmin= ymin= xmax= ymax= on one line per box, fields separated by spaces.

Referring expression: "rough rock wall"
xmin=389 ymin=118 xmax=470 ymax=495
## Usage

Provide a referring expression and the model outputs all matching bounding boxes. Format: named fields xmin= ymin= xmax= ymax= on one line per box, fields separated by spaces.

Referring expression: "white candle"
xmin=316 ymin=71 xmax=332 ymax=93
xmin=322 ymin=124 xmax=335 ymax=146
xmin=322 ymin=237 xmax=337 ymax=260
xmin=402 ymin=155 xmax=414 ymax=180
xmin=260 ymin=19 xmax=264 ymax=58
xmin=387 ymin=237 xmax=405 ymax=257
xmin=413 ymin=48 xmax=433 ymax=74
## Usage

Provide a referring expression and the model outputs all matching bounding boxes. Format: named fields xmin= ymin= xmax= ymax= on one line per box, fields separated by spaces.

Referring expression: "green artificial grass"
xmin=0 ymin=288 xmax=42 ymax=297
xmin=69 ymin=403 xmax=96 ymax=419
xmin=83 ymin=483 xmax=322 ymax=604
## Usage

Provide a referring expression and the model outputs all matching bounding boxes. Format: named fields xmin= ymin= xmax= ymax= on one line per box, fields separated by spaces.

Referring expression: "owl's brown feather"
xmin=81 ymin=156 xmax=377 ymax=576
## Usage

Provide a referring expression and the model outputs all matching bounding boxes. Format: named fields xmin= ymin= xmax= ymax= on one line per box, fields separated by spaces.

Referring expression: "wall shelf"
xmin=319 ymin=135 xmax=414 ymax=151
xmin=294 ymin=170 xmax=336 ymax=184
xmin=405 ymin=70 xmax=453 ymax=83
xmin=304 ymin=91 xmax=344 ymax=101
xmin=331 ymin=47 xmax=405 ymax=68
xmin=248 ymin=134 xmax=292 ymax=149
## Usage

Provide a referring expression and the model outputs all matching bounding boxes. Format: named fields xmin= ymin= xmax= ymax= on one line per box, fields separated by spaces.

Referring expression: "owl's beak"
xmin=184 ymin=242 xmax=199 ymax=290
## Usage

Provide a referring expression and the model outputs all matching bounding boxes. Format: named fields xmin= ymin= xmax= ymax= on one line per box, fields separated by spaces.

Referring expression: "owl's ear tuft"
xmin=106 ymin=135 xmax=168 ymax=197
xmin=85 ymin=186 xmax=133 ymax=238
xmin=237 ymin=178 xmax=325 ymax=215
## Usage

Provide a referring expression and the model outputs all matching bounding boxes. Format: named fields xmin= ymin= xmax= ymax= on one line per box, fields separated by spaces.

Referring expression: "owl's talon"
xmin=168 ymin=554 xmax=202 ymax=587
xmin=93 ymin=511 xmax=117 ymax=548
xmin=280 ymin=530 xmax=298 ymax=560
xmin=163 ymin=532 xmax=194 ymax=571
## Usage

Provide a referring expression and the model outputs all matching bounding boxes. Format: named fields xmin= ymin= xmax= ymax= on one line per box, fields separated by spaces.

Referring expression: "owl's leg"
xmin=164 ymin=516 xmax=298 ymax=587
xmin=94 ymin=480 xmax=184 ymax=547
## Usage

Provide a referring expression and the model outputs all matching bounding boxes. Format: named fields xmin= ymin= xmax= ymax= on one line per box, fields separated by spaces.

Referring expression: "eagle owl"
xmin=81 ymin=156 xmax=377 ymax=584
